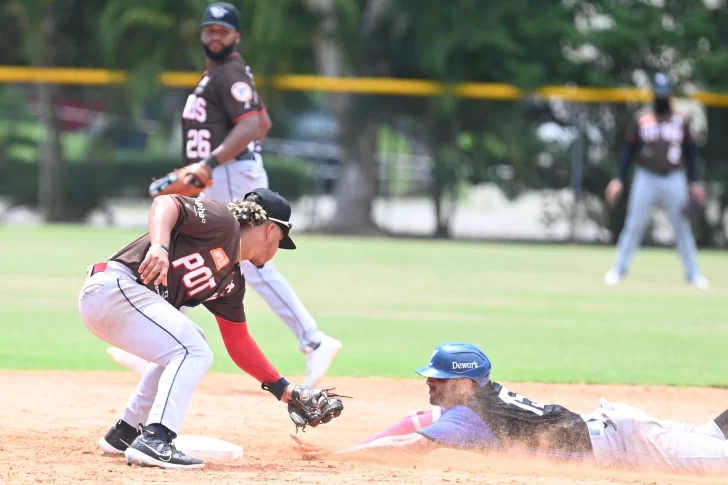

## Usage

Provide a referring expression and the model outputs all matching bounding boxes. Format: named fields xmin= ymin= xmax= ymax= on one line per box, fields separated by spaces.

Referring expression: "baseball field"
xmin=2 ymin=225 xmax=727 ymax=484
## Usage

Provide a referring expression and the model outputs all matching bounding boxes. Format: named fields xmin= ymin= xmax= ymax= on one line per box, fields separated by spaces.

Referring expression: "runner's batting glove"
xmin=288 ymin=385 xmax=347 ymax=432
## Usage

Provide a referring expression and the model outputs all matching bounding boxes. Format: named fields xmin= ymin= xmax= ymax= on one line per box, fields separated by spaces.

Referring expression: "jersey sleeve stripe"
xmin=216 ymin=317 xmax=246 ymax=326
xmin=233 ymin=106 xmax=266 ymax=124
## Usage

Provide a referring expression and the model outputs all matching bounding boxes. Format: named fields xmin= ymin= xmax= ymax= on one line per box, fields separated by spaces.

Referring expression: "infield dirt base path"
xmin=2 ymin=371 xmax=727 ymax=485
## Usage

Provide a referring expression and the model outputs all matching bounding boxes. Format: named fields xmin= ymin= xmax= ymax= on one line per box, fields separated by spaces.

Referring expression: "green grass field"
xmin=1 ymin=225 xmax=727 ymax=387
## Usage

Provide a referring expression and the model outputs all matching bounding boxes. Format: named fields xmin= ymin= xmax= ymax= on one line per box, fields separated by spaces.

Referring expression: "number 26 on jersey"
xmin=186 ymin=129 xmax=211 ymax=160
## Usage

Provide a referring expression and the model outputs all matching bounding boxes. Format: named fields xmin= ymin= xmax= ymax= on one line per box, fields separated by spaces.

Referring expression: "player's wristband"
xmin=262 ymin=377 xmax=290 ymax=401
xmin=201 ymin=154 xmax=220 ymax=170
xmin=150 ymin=243 xmax=169 ymax=254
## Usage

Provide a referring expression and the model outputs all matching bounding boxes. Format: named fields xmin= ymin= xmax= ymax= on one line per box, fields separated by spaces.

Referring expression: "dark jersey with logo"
xmin=108 ymin=195 xmax=247 ymax=322
xmin=418 ymin=381 xmax=592 ymax=455
xmin=181 ymin=53 xmax=265 ymax=164
xmin=468 ymin=382 xmax=592 ymax=452
xmin=629 ymin=110 xmax=693 ymax=175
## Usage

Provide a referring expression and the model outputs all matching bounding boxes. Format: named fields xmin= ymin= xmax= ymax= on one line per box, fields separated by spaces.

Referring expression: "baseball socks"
xmin=98 ymin=419 xmax=141 ymax=454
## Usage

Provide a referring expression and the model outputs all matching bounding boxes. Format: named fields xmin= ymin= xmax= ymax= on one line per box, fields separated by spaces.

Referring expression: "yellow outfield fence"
xmin=2 ymin=65 xmax=728 ymax=106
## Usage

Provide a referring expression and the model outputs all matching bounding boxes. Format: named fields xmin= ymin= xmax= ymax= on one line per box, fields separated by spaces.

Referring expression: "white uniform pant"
xmin=78 ymin=261 xmax=213 ymax=434
xmin=200 ymin=157 xmax=321 ymax=350
xmin=586 ymin=398 xmax=728 ymax=474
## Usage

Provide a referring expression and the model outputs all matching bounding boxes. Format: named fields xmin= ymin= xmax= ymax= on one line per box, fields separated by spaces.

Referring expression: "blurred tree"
xmin=688 ymin=1 xmax=728 ymax=247
xmin=281 ymin=0 xmax=587 ymax=236
xmin=95 ymin=0 xmax=323 ymax=196
xmin=96 ymin=0 xmax=209 ymax=155
xmin=379 ymin=1 xmax=583 ymax=237
xmin=566 ymin=0 xmax=726 ymax=245
xmin=1 ymin=0 xmax=107 ymax=221
xmin=300 ymin=0 xmax=392 ymax=234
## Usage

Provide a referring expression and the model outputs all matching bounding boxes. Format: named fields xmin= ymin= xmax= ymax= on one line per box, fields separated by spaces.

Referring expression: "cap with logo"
xmin=244 ymin=188 xmax=296 ymax=250
xmin=653 ymin=72 xmax=672 ymax=97
xmin=415 ymin=342 xmax=491 ymax=388
xmin=201 ymin=2 xmax=241 ymax=31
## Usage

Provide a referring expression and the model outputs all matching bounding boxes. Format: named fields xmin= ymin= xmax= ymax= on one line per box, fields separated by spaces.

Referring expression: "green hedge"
xmin=0 ymin=154 xmax=314 ymax=221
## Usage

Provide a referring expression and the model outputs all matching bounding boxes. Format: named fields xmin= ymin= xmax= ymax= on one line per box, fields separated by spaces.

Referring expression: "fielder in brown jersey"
xmin=79 ymin=188 xmax=308 ymax=469
xmin=603 ymin=73 xmax=708 ymax=288
xmin=180 ymin=51 xmax=264 ymax=167
xmin=110 ymin=194 xmax=250 ymax=318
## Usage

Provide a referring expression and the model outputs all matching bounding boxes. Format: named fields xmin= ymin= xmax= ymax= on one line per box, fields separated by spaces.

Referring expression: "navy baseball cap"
xmin=653 ymin=73 xmax=672 ymax=97
xmin=415 ymin=342 xmax=492 ymax=388
xmin=201 ymin=3 xmax=241 ymax=31
xmin=244 ymin=188 xmax=296 ymax=250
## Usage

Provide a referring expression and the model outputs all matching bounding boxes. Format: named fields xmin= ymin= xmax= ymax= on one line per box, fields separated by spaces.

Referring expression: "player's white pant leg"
xmin=119 ymin=322 xmax=208 ymax=427
xmin=587 ymin=399 xmax=728 ymax=473
xmin=597 ymin=398 xmax=724 ymax=438
xmin=612 ymin=168 xmax=660 ymax=276
xmin=121 ymin=363 xmax=164 ymax=428
xmin=241 ymin=260 xmax=322 ymax=349
xmin=79 ymin=262 xmax=213 ymax=435
xmin=201 ymin=158 xmax=268 ymax=204
xmin=658 ymin=169 xmax=703 ymax=281
xmin=202 ymin=157 xmax=324 ymax=350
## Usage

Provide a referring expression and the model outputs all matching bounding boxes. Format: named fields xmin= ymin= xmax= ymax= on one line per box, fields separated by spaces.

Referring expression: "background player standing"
xmin=603 ymin=73 xmax=708 ymax=288
xmin=142 ymin=2 xmax=342 ymax=386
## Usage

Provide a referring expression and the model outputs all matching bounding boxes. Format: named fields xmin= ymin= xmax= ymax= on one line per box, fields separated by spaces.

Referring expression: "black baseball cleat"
xmin=124 ymin=424 xmax=204 ymax=470
xmin=97 ymin=419 xmax=141 ymax=454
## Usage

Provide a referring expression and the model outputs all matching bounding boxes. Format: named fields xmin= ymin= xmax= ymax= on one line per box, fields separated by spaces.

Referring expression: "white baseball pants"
xmin=201 ymin=157 xmax=322 ymax=350
xmin=79 ymin=261 xmax=212 ymax=434
xmin=586 ymin=398 xmax=728 ymax=473
xmin=610 ymin=168 xmax=703 ymax=281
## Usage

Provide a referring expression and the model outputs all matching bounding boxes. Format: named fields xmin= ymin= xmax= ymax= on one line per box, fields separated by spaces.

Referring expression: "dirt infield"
xmin=2 ymin=371 xmax=727 ymax=485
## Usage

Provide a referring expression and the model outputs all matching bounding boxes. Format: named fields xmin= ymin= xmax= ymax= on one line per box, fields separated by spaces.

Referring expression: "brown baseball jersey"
xmin=181 ymin=53 xmax=265 ymax=164
xmin=628 ymin=110 xmax=693 ymax=174
xmin=108 ymin=195 xmax=247 ymax=323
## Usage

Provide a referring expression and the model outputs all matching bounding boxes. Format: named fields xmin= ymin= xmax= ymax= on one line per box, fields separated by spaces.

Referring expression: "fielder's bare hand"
xmin=605 ymin=179 xmax=623 ymax=204
xmin=138 ymin=245 xmax=170 ymax=286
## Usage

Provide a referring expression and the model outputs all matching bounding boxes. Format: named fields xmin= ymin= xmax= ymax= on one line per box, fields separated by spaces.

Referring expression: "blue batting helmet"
xmin=415 ymin=342 xmax=492 ymax=388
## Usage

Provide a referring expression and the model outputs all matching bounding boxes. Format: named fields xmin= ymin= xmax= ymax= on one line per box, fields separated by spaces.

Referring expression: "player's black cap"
xmin=201 ymin=2 xmax=241 ymax=31
xmin=653 ymin=72 xmax=672 ymax=97
xmin=245 ymin=188 xmax=296 ymax=250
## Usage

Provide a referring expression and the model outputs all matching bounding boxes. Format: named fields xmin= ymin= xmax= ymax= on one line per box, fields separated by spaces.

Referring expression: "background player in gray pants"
xmin=603 ymin=73 xmax=708 ymax=289
xmin=109 ymin=3 xmax=342 ymax=387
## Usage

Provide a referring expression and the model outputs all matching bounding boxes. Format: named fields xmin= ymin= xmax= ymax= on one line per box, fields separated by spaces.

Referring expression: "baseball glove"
xmin=682 ymin=196 xmax=705 ymax=223
xmin=288 ymin=385 xmax=347 ymax=432
xmin=149 ymin=162 xmax=212 ymax=198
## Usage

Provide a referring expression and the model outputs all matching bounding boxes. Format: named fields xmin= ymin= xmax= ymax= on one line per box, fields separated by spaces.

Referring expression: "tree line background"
xmin=1 ymin=0 xmax=728 ymax=247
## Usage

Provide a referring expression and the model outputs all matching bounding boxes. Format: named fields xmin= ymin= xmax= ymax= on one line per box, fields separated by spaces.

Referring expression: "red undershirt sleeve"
xmin=216 ymin=317 xmax=290 ymax=400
